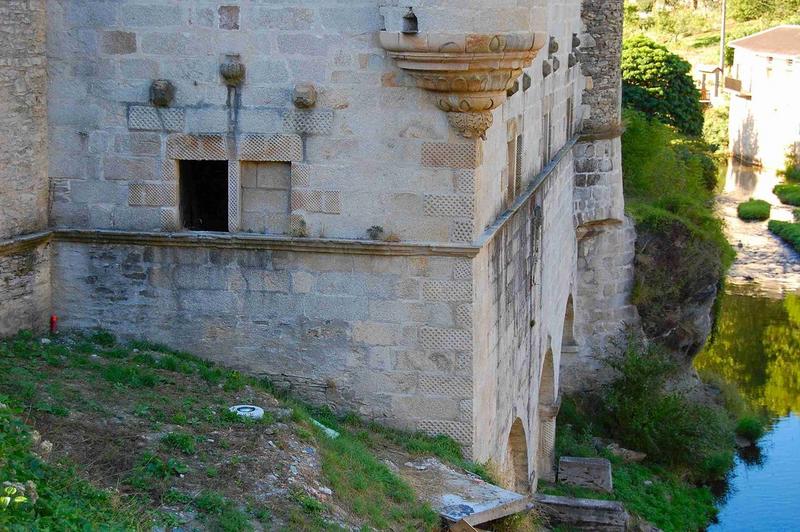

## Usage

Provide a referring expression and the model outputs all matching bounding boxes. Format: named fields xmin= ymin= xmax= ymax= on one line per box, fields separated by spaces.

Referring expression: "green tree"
xmin=622 ymin=36 xmax=704 ymax=136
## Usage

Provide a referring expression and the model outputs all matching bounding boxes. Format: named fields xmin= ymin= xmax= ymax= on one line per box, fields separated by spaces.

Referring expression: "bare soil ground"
xmin=0 ymin=331 xmax=443 ymax=530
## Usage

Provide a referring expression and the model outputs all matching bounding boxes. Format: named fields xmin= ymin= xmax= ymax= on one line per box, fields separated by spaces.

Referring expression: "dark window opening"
xmin=179 ymin=160 xmax=228 ymax=231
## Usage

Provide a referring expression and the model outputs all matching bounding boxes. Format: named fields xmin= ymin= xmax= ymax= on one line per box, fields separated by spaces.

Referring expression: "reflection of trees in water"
xmin=695 ymin=292 xmax=800 ymax=416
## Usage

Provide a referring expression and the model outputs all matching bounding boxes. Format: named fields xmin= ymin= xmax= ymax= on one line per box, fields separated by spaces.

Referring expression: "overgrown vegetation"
xmin=540 ymin=337 xmax=753 ymax=530
xmin=0 ymin=403 xmax=146 ymax=529
xmin=622 ymin=108 xmax=732 ymax=347
xmin=599 ymin=338 xmax=734 ymax=480
xmin=737 ymin=199 xmax=771 ymax=221
xmin=546 ymin=407 xmax=717 ymax=530
xmin=774 ymin=184 xmax=800 ymax=206
xmin=703 ymin=104 xmax=729 ymax=156
xmin=622 ymin=36 xmax=704 ymax=136
xmin=0 ymin=330 xmax=466 ymax=530
xmin=769 ymin=220 xmax=800 ymax=253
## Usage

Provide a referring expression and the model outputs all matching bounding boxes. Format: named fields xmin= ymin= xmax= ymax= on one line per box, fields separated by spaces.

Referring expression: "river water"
xmin=693 ymin=161 xmax=800 ymax=531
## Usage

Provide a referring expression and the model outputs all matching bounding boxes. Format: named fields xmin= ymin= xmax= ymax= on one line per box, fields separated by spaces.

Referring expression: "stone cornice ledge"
xmin=0 ymin=231 xmax=52 ymax=256
xmin=53 ymin=229 xmax=480 ymax=258
xmin=380 ymin=31 xmax=548 ymax=139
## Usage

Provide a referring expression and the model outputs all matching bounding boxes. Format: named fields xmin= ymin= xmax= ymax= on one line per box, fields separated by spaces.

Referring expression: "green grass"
xmin=737 ymin=199 xmax=771 ymax=221
xmin=769 ymin=220 xmax=800 ymax=252
xmin=161 ymin=432 xmax=197 ymax=455
xmin=774 ymin=184 xmax=800 ymax=206
xmin=0 ymin=403 xmax=148 ymax=529
xmin=552 ymin=397 xmax=718 ymax=531
xmin=0 ymin=330 xmax=450 ymax=530
xmin=736 ymin=416 xmax=765 ymax=441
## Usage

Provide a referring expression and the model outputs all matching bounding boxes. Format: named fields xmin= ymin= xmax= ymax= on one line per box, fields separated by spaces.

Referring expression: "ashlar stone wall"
xmin=0 ymin=0 xmax=51 ymax=337
xmin=1 ymin=0 xmax=49 ymax=240
xmin=473 ymin=149 xmax=577 ymax=491
xmin=53 ymin=239 xmax=476 ymax=447
xmin=46 ymin=0 xmax=567 ymax=245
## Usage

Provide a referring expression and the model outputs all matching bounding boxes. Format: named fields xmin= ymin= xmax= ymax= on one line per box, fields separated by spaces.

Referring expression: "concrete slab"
xmin=391 ymin=457 xmax=528 ymax=526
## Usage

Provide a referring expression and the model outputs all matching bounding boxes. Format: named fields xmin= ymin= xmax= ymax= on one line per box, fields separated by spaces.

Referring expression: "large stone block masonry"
xmin=0 ymin=0 xmax=633 ymax=501
xmin=558 ymin=456 xmax=614 ymax=492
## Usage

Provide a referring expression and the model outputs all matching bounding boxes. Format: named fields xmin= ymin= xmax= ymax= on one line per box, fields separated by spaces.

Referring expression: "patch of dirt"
xmin=8 ymin=339 xmax=363 ymax=530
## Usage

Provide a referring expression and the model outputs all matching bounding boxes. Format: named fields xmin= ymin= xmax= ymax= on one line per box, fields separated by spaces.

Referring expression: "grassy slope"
xmin=0 ymin=330 xmax=491 ymax=531
xmin=539 ymin=400 xmax=717 ymax=532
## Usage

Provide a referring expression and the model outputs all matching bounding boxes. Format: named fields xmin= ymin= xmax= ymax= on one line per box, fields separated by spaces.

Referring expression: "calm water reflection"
xmin=717 ymin=161 xmax=800 ymax=295
xmin=694 ymin=160 xmax=800 ymax=530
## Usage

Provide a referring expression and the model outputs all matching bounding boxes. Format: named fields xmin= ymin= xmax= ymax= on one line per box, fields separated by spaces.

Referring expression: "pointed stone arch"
xmin=562 ymin=294 xmax=576 ymax=348
xmin=536 ymin=348 xmax=558 ymax=483
xmin=505 ymin=417 xmax=530 ymax=493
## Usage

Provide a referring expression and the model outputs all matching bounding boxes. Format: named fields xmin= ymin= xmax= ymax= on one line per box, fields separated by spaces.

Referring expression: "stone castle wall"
xmin=53 ymin=236 xmax=477 ymax=447
xmin=45 ymin=0 xmax=562 ymax=245
xmin=0 ymin=0 xmax=51 ymax=337
xmin=564 ymin=0 xmax=638 ymax=393
xmin=0 ymin=0 xmax=633 ymax=488
xmin=473 ymin=148 xmax=576 ymax=490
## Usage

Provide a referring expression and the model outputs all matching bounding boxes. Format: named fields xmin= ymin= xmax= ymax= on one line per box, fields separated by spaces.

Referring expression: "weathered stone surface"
xmin=1 ymin=0 xmax=631 ymax=496
xmin=292 ymin=83 xmax=317 ymax=109
xmin=101 ymin=31 xmax=137 ymax=55
xmin=535 ymin=494 xmax=628 ymax=531
xmin=558 ymin=456 xmax=613 ymax=492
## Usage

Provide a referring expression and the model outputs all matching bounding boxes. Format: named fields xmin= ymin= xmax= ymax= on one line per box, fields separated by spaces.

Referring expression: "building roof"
xmin=729 ymin=25 xmax=800 ymax=57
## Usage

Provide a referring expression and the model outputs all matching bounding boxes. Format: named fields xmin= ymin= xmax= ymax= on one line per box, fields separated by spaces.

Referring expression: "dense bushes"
xmin=598 ymin=338 xmax=734 ymax=480
xmin=774 ymin=184 xmax=800 ymax=206
xmin=768 ymin=220 xmax=800 ymax=252
xmin=622 ymin=109 xmax=732 ymax=347
xmin=703 ymin=104 xmax=729 ymax=156
xmin=737 ymin=199 xmax=771 ymax=221
xmin=622 ymin=36 xmax=704 ymax=136
xmin=730 ymin=0 xmax=800 ymax=22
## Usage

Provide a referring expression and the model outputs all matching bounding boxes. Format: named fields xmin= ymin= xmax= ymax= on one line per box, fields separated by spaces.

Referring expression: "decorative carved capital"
xmin=447 ymin=111 xmax=493 ymax=139
xmin=380 ymin=31 xmax=547 ymax=139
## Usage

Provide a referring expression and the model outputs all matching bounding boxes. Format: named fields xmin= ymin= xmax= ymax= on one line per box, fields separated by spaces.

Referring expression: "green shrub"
xmin=769 ymin=220 xmax=800 ymax=252
xmin=703 ymin=105 xmax=729 ymax=155
xmin=599 ymin=338 xmax=734 ymax=480
xmin=622 ymin=109 xmax=733 ymax=342
xmin=622 ymin=36 xmax=703 ymax=136
xmin=779 ymin=152 xmax=800 ymax=181
xmin=736 ymin=416 xmax=765 ymax=441
xmin=737 ymin=199 xmax=771 ymax=221
xmin=774 ymin=184 xmax=800 ymax=206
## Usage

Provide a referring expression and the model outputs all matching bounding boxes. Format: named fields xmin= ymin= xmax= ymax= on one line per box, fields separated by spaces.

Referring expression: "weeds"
xmin=161 ymin=432 xmax=197 ymax=455
xmin=599 ymin=337 xmax=734 ymax=480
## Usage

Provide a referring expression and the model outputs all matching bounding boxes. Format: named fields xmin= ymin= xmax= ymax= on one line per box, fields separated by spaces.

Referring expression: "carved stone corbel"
xmin=379 ymin=31 xmax=548 ymax=139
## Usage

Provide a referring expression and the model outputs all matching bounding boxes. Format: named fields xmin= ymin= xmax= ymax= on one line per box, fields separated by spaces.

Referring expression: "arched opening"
xmin=536 ymin=349 xmax=557 ymax=483
xmin=505 ymin=418 xmax=530 ymax=493
xmin=562 ymin=294 xmax=576 ymax=348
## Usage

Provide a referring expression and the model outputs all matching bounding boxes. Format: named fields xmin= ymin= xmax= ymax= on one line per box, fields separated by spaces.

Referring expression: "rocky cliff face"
xmin=631 ymin=221 xmax=722 ymax=363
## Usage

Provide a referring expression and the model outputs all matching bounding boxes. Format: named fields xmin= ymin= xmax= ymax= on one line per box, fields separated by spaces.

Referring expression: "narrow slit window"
xmin=542 ymin=112 xmax=552 ymax=166
xmin=179 ymin=160 xmax=229 ymax=231
xmin=566 ymin=97 xmax=574 ymax=138
xmin=506 ymin=136 xmax=518 ymax=207
xmin=515 ymin=134 xmax=523 ymax=196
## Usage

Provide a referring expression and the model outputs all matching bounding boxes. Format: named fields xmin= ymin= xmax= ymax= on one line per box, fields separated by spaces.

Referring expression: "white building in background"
xmin=726 ymin=25 xmax=800 ymax=169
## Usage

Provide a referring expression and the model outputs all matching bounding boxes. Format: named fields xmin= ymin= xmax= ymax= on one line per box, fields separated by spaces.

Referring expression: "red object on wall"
xmin=50 ymin=314 xmax=58 ymax=334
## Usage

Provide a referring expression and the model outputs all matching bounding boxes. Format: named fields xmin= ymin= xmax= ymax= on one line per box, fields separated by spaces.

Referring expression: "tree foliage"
xmin=622 ymin=36 xmax=704 ymax=136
